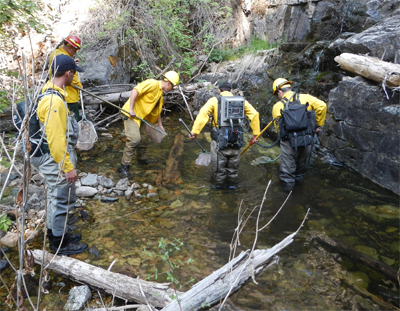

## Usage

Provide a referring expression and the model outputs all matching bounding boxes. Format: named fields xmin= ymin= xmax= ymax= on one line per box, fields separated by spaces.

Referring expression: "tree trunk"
xmin=314 ymin=235 xmax=399 ymax=282
xmin=31 ymin=249 xmax=174 ymax=308
xmin=32 ymin=231 xmax=297 ymax=310
xmin=334 ymin=53 xmax=400 ymax=87
xmin=83 ymin=91 xmax=132 ymax=105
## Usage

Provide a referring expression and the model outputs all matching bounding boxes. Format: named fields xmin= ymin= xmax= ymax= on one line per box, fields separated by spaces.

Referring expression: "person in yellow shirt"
xmin=31 ymin=54 xmax=88 ymax=256
xmin=48 ymin=35 xmax=83 ymax=121
xmin=189 ymin=82 xmax=260 ymax=187
xmin=272 ymin=78 xmax=327 ymax=192
xmin=118 ymin=71 xmax=180 ymax=176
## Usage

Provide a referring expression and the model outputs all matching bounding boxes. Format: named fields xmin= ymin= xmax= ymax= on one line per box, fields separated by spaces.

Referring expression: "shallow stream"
xmin=1 ymin=112 xmax=399 ymax=310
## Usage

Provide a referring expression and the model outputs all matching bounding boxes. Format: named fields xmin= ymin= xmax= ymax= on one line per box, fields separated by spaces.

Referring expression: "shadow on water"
xmin=1 ymin=112 xmax=398 ymax=310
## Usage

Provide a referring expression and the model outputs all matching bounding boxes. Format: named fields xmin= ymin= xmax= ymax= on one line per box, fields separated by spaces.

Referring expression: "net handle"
xmin=74 ymin=85 xmax=166 ymax=135
xmin=78 ymin=73 xmax=86 ymax=120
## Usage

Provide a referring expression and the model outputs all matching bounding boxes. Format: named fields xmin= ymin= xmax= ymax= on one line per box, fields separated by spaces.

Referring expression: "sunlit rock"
xmin=127 ymin=257 xmax=141 ymax=266
xmin=0 ymin=232 xmax=18 ymax=248
xmin=355 ymin=204 xmax=399 ymax=224
xmin=115 ymin=178 xmax=129 ymax=191
xmin=81 ymin=174 xmax=99 ymax=187
xmin=76 ymin=186 xmax=98 ymax=197
xmin=171 ymin=200 xmax=183 ymax=208
xmin=385 ymin=226 xmax=398 ymax=233
xmin=64 ymin=285 xmax=91 ymax=311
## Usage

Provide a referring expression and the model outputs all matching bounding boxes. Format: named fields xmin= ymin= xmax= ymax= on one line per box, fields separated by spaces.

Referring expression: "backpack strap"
xmin=281 ymin=92 xmax=297 ymax=110
xmin=38 ymin=89 xmax=64 ymax=103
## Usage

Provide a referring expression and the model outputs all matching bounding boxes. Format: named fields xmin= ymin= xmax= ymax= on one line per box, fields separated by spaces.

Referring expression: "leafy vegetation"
xmin=82 ymin=0 xmax=231 ymax=80
xmin=0 ymin=0 xmax=55 ymax=52
xmin=0 ymin=214 xmax=12 ymax=232
xmin=209 ymin=36 xmax=278 ymax=62
xmin=143 ymin=237 xmax=195 ymax=307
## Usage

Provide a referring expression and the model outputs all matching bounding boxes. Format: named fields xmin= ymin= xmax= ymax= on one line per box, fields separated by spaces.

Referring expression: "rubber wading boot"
xmin=282 ymin=182 xmax=295 ymax=193
xmin=117 ymin=164 xmax=130 ymax=176
xmin=49 ymin=234 xmax=88 ymax=256
xmin=47 ymin=229 xmax=81 ymax=246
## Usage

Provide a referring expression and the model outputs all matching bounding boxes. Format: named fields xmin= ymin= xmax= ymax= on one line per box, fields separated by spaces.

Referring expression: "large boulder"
xmin=323 ymin=76 xmax=399 ymax=194
xmin=80 ymin=37 xmax=139 ymax=86
xmin=339 ymin=11 xmax=400 ymax=63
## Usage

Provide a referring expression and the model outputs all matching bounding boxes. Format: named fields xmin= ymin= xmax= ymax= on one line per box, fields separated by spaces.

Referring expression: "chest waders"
xmin=209 ymin=96 xmax=246 ymax=182
xmin=38 ymin=99 xmax=79 ymax=235
xmin=278 ymin=93 xmax=317 ymax=162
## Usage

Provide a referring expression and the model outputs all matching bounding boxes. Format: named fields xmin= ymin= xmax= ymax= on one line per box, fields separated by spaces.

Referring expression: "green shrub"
xmin=0 ymin=214 xmax=12 ymax=232
xmin=209 ymin=36 xmax=278 ymax=63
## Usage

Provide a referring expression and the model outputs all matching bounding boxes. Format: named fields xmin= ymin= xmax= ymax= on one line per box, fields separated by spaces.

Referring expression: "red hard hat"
xmin=65 ymin=35 xmax=81 ymax=50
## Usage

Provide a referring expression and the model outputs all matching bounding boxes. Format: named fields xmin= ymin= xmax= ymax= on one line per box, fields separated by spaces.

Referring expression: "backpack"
xmin=211 ymin=95 xmax=245 ymax=149
xmin=14 ymin=89 xmax=63 ymax=157
xmin=278 ymin=93 xmax=317 ymax=148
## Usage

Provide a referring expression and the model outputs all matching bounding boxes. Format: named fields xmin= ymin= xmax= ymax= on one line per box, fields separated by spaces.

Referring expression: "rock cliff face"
xmin=324 ymin=76 xmax=399 ymax=194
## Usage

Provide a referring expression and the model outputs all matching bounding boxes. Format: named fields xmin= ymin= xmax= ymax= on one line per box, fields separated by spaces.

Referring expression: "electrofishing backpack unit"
xmin=14 ymin=89 xmax=63 ymax=156
xmin=212 ymin=96 xmax=245 ymax=149
xmin=278 ymin=93 xmax=317 ymax=148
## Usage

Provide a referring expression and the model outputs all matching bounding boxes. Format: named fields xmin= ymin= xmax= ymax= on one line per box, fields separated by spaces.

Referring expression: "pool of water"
xmin=1 ymin=111 xmax=399 ymax=310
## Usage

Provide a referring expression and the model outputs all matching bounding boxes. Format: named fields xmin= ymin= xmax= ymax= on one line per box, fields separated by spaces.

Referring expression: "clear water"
xmin=1 ymin=112 xmax=398 ymax=310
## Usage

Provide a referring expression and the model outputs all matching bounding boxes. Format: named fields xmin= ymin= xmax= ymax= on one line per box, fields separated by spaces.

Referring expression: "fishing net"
xmin=144 ymin=123 xmax=167 ymax=143
xmin=76 ymin=119 xmax=98 ymax=150
xmin=195 ymin=152 xmax=211 ymax=166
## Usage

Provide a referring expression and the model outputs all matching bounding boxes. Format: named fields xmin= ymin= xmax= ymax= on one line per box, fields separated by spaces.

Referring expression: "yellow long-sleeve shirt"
xmin=121 ymin=79 xmax=163 ymax=127
xmin=272 ymin=91 xmax=327 ymax=130
xmin=48 ymin=47 xmax=82 ymax=103
xmin=39 ymin=82 xmax=74 ymax=173
xmin=191 ymin=91 xmax=260 ymax=136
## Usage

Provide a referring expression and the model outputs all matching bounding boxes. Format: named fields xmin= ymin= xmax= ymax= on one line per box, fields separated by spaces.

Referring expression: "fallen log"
xmin=32 ymin=231 xmax=298 ymax=310
xmin=314 ymin=234 xmax=398 ymax=282
xmin=83 ymin=91 xmax=132 ymax=105
xmin=334 ymin=53 xmax=400 ymax=87
xmin=31 ymin=250 xmax=174 ymax=308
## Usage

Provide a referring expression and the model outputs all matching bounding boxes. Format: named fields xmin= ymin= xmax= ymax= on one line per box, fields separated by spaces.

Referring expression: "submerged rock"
xmin=355 ymin=204 xmax=399 ymax=224
xmin=0 ymin=259 xmax=9 ymax=271
xmin=354 ymin=245 xmax=379 ymax=260
xmin=101 ymin=196 xmax=119 ymax=203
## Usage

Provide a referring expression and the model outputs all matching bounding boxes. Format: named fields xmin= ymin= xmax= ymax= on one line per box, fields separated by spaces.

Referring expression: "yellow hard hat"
xmin=163 ymin=71 xmax=180 ymax=86
xmin=272 ymin=78 xmax=292 ymax=95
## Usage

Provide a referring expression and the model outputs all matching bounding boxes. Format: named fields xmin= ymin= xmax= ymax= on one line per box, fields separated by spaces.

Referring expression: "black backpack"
xmin=278 ymin=93 xmax=317 ymax=148
xmin=14 ymin=89 xmax=63 ymax=157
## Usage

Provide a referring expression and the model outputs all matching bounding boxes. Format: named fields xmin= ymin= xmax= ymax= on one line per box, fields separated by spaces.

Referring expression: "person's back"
xmin=190 ymin=82 xmax=260 ymax=187
xmin=272 ymin=78 xmax=327 ymax=192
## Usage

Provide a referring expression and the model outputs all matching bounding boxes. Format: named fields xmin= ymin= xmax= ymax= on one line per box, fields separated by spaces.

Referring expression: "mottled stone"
xmin=81 ymin=174 xmax=99 ymax=187
xmin=76 ymin=186 xmax=98 ymax=197
xmin=0 ymin=232 xmax=18 ymax=248
xmin=64 ymin=285 xmax=92 ymax=311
